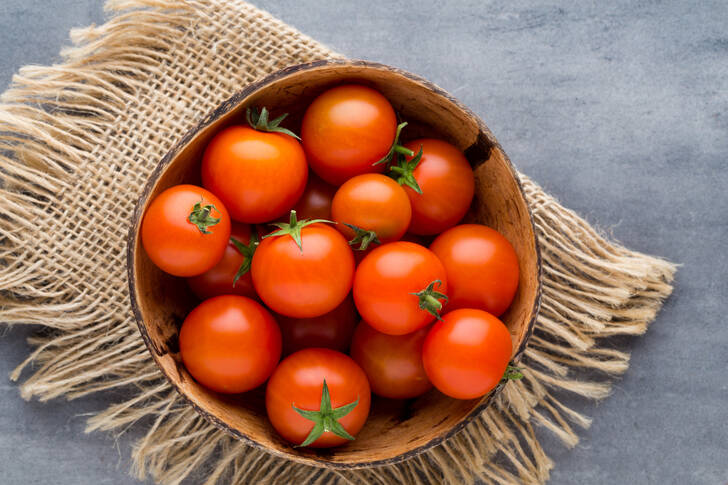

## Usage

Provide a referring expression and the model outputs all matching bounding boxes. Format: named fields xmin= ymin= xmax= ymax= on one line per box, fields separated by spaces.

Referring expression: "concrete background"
xmin=0 ymin=0 xmax=726 ymax=483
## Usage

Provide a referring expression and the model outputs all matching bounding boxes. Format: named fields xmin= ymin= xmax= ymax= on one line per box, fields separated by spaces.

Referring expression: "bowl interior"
xmin=128 ymin=61 xmax=540 ymax=468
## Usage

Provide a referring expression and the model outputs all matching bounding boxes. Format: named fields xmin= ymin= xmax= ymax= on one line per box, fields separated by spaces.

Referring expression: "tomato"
xmin=291 ymin=172 xmax=337 ymax=220
xmin=429 ymin=224 xmax=519 ymax=316
xmin=353 ymin=241 xmax=448 ymax=335
xmin=141 ymin=184 xmax=231 ymax=277
xmin=266 ymin=348 xmax=371 ymax=447
xmin=332 ymin=174 xmax=411 ymax=248
xmin=179 ymin=295 xmax=281 ymax=394
xmin=277 ymin=295 xmax=358 ymax=355
xmin=251 ymin=213 xmax=355 ymax=318
xmin=202 ymin=118 xmax=307 ymax=223
xmin=422 ymin=308 xmax=512 ymax=399
xmin=350 ymin=322 xmax=431 ymax=399
xmin=397 ymin=139 xmax=474 ymax=235
xmin=186 ymin=222 xmax=258 ymax=300
xmin=301 ymin=85 xmax=396 ymax=185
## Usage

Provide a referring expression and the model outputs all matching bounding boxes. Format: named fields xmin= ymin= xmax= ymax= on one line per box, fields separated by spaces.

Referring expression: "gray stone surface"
xmin=0 ymin=0 xmax=726 ymax=483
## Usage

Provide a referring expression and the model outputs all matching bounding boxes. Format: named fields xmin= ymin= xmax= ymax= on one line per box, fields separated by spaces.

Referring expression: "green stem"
xmin=293 ymin=379 xmax=359 ymax=447
xmin=344 ymin=223 xmax=381 ymax=251
xmin=188 ymin=201 xmax=221 ymax=234
xmin=387 ymin=146 xmax=424 ymax=194
xmin=262 ymin=210 xmax=332 ymax=252
xmin=246 ymin=106 xmax=301 ymax=140
xmin=230 ymin=232 xmax=259 ymax=286
xmin=373 ymin=121 xmax=411 ymax=167
xmin=410 ymin=279 xmax=448 ymax=321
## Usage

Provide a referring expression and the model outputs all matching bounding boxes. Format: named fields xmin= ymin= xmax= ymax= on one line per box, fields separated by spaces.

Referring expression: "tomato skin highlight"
xmin=277 ymin=295 xmax=358 ymax=355
xmin=179 ymin=295 xmax=281 ymax=394
xmin=402 ymin=139 xmax=475 ymax=235
xmin=350 ymin=321 xmax=432 ymax=399
xmin=422 ymin=308 xmax=512 ymax=399
xmin=291 ymin=172 xmax=337 ymax=220
xmin=301 ymin=85 xmax=396 ymax=185
xmin=202 ymin=125 xmax=308 ymax=223
xmin=141 ymin=184 xmax=231 ymax=277
xmin=252 ymin=224 xmax=355 ymax=318
xmin=266 ymin=348 xmax=371 ymax=448
xmin=353 ymin=241 xmax=448 ymax=335
xmin=429 ymin=224 xmax=519 ymax=316
xmin=332 ymin=173 xmax=412 ymax=244
xmin=186 ymin=222 xmax=257 ymax=300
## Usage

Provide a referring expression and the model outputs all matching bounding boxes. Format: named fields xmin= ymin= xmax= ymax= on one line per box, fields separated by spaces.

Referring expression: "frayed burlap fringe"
xmin=0 ymin=0 xmax=675 ymax=484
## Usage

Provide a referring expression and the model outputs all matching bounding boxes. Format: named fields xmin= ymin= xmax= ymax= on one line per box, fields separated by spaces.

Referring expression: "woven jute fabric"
xmin=0 ymin=1 xmax=676 ymax=483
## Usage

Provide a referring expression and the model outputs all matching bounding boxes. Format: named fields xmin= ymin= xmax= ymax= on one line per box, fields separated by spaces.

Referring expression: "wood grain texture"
xmin=127 ymin=59 xmax=542 ymax=468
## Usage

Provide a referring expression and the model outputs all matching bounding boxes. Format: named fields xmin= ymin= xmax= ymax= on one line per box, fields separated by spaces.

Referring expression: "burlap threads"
xmin=0 ymin=1 xmax=676 ymax=483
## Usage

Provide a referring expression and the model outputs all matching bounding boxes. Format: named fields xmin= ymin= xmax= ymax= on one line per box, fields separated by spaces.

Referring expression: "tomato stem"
xmin=230 ymin=232 xmax=259 ymax=286
xmin=246 ymin=106 xmax=301 ymax=140
xmin=373 ymin=121 xmax=412 ymax=167
xmin=343 ymin=223 xmax=381 ymax=251
xmin=188 ymin=201 xmax=221 ymax=234
xmin=388 ymin=146 xmax=424 ymax=194
xmin=292 ymin=379 xmax=359 ymax=447
xmin=502 ymin=364 xmax=524 ymax=381
xmin=263 ymin=210 xmax=333 ymax=252
xmin=410 ymin=279 xmax=448 ymax=321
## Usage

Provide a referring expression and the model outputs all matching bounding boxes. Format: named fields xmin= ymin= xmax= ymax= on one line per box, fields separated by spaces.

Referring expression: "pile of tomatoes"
xmin=141 ymin=84 xmax=521 ymax=448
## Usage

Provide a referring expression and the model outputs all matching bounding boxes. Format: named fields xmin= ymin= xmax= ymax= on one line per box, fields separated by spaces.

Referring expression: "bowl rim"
xmin=126 ymin=58 xmax=542 ymax=469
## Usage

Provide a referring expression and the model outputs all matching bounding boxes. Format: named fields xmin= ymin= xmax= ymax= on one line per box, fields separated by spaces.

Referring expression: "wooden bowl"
xmin=127 ymin=59 xmax=541 ymax=468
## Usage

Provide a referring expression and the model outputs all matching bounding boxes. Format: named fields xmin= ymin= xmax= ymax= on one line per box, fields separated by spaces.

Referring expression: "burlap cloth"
xmin=0 ymin=1 xmax=676 ymax=483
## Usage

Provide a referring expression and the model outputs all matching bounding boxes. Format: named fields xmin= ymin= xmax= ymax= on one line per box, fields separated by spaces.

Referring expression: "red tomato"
xmin=353 ymin=241 xmax=448 ymax=335
xmin=186 ymin=222 xmax=258 ymax=300
xmin=266 ymin=348 xmax=371 ymax=448
xmin=350 ymin=322 xmax=432 ymax=399
xmin=422 ymin=308 xmax=512 ymax=399
xmin=251 ymin=214 xmax=355 ymax=318
xmin=291 ymin=172 xmax=337 ymax=220
xmin=277 ymin=295 xmax=358 ymax=355
xmin=179 ymin=295 xmax=281 ymax=394
xmin=202 ymin=125 xmax=307 ymax=223
xmin=400 ymin=139 xmax=474 ymax=235
xmin=429 ymin=224 xmax=519 ymax=316
xmin=301 ymin=85 xmax=395 ymax=185
xmin=141 ymin=184 xmax=231 ymax=277
xmin=332 ymin=174 xmax=412 ymax=248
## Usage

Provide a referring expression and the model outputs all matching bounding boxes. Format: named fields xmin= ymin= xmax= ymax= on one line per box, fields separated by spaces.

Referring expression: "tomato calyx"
xmin=292 ymin=379 xmax=359 ymax=447
xmin=264 ymin=210 xmax=332 ymax=252
xmin=188 ymin=201 xmax=221 ymax=234
xmin=230 ymin=232 xmax=260 ymax=286
xmin=246 ymin=107 xmax=301 ymax=140
xmin=343 ymin=223 xmax=381 ymax=251
xmin=389 ymin=145 xmax=424 ymax=194
xmin=373 ymin=121 xmax=414 ymax=167
xmin=502 ymin=365 xmax=524 ymax=381
xmin=410 ymin=279 xmax=448 ymax=320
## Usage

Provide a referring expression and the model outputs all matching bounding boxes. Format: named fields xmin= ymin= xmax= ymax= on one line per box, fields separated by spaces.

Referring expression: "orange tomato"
xmin=301 ymin=85 xmax=395 ymax=185
xmin=350 ymin=321 xmax=432 ymax=399
xmin=430 ymin=224 xmax=519 ymax=316
xmin=332 ymin=173 xmax=412 ymax=247
xmin=179 ymin=295 xmax=281 ymax=394
xmin=422 ymin=308 xmax=512 ymax=399
xmin=401 ymin=139 xmax=474 ymax=235
xmin=202 ymin=125 xmax=307 ymax=223
xmin=186 ymin=222 xmax=258 ymax=300
xmin=141 ymin=184 xmax=230 ymax=277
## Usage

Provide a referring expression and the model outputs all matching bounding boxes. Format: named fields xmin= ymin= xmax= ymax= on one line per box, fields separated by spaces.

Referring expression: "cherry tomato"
xmin=400 ymin=139 xmax=474 ymax=235
xmin=186 ymin=222 xmax=258 ymax=300
xmin=430 ymin=224 xmax=519 ymax=316
xmin=422 ymin=308 xmax=512 ymax=399
xmin=301 ymin=85 xmax=395 ymax=185
xmin=179 ymin=295 xmax=281 ymax=394
xmin=332 ymin=174 xmax=411 ymax=248
xmin=266 ymin=348 xmax=371 ymax=448
xmin=277 ymin=295 xmax=358 ymax=355
xmin=251 ymin=213 xmax=355 ymax=318
xmin=350 ymin=321 xmax=432 ymax=399
xmin=291 ymin=172 xmax=337 ymax=220
xmin=202 ymin=124 xmax=307 ymax=223
xmin=141 ymin=184 xmax=231 ymax=277
xmin=353 ymin=241 xmax=448 ymax=335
